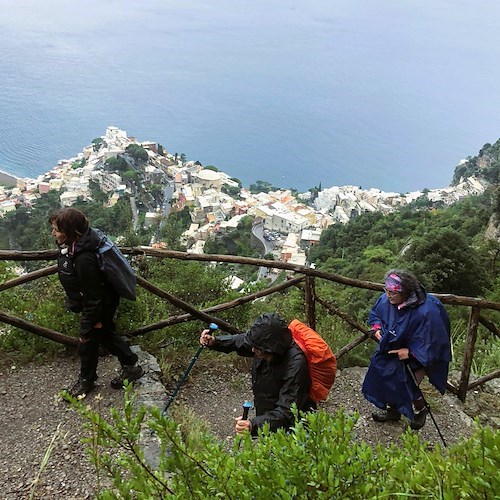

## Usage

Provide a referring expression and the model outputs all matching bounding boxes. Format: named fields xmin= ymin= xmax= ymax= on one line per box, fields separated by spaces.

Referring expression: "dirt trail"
xmin=0 ymin=352 xmax=496 ymax=499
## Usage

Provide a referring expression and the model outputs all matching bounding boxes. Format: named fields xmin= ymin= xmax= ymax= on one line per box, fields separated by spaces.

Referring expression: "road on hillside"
xmin=252 ymin=221 xmax=275 ymax=280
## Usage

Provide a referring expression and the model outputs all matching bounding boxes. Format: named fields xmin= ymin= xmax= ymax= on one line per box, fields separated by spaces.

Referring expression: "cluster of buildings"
xmin=312 ymin=174 xmax=488 ymax=224
xmin=0 ymin=127 xmax=489 ymax=269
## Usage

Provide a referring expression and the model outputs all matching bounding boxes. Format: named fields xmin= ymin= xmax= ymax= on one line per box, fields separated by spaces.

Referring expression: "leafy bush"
xmin=68 ymin=389 xmax=499 ymax=499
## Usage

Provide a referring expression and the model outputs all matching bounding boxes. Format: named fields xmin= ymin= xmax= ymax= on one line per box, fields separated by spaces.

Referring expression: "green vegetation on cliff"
xmin=309 ymin=193 xmax=497 ymax=297
xmin=452 ymin=138 xmax=500 ymax=185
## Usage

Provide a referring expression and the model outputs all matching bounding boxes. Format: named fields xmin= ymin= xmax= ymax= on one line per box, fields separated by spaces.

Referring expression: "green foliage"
xmin=249 ymin=180 xmax=279 ymax=194
xmin=221 ymin=177 xmax=242 ymax=197
xmin=68 ymin=389 xmax=500 ymax=499
xmin=0 ymin=275 xmax=79 ymax=363
xmin=222 ymin=184 xmax=241 ymax=198
xmin=158 ymin=207 xmax=192 ymax=250
xmin=452 ymin=138 xmax=500 ymax=185
xmin=0 ymin=190 xmax=61 ymax=250
xmin=204 ymin=216 xmax=259 ymax=258
xmin=92 ymin=138 xmax=104 ymax=152
xmin=401 ymin=227 xmax=488 ymax=295
xmin=121 ymin=169 xmax=138 ymax=181
xmin=125 ymin=144 xmax=149 ymax=163
xmin=0 ymin=191 xmax=135 ymax=251
xmin=308 ymin=184 xmax=322 ymax=202
xmin=309 ymin=193 xmax=496 ymax=296
xmin=71 ymin=159 xmax=86 ymax=169
xmin=104 ymin=155 xmax=128 ymax=172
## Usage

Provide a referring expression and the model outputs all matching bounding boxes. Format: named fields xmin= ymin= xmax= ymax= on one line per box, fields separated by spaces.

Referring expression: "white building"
xmin=60 ymin=191 xmax=80 ymax=207
xmin=193 ymin=169 xmax=222 ymax=190
xmin=0 ymin=200 xmax=16 ymax=216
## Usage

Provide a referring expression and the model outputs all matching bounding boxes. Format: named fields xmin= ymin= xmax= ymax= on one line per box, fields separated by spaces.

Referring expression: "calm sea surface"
xmin=1 ymin=0 xmax=500 ymax=192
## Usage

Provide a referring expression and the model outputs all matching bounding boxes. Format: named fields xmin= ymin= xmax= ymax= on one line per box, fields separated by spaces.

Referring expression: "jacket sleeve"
xmin=210 ymin=333 xmax=254 ymax=357
xmin=251 ymin=351 xmax=311 ymax=435
xmin=368 ymin=295 xmax=385 ymax=330
xmin=74 ymin=252 xmax=106 ymax=336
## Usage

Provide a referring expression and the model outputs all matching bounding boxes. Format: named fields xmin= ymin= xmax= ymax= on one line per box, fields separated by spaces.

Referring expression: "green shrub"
xmin=68 ymin=389 xmax=499 ymax=499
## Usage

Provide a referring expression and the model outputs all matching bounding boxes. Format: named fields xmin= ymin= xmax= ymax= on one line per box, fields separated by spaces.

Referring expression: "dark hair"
xmin=49 ymin=208 xmax=89 ymax=242
xmin=384 ymin=269 xmax=420 ymax=297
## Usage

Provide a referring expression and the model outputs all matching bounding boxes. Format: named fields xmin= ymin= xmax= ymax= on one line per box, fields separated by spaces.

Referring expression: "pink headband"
xmin=385 ymin=273 xmax=403 ymax=292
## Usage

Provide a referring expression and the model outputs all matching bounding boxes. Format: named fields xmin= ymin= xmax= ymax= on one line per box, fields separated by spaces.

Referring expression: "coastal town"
xmin=0 ymin=126 xmax=488 ymax=267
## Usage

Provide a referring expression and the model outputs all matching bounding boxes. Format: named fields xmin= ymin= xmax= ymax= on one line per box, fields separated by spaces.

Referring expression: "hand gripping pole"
xmin=162 ymin=323 xmax=219 ymax=416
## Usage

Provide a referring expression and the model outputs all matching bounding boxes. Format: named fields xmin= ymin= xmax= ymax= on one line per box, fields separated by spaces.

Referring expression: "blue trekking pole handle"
xmin=242 ymin=400 xmax=253 ymax=420
xmin=237 ymin=401 xmax=253 ymax=449
xmin=162 ymin=323 xmax=219 ymax=416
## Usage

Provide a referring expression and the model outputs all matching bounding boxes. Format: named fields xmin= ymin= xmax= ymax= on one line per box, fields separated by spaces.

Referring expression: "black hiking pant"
xmin=77 ymin=306 xmax=138 ymax=381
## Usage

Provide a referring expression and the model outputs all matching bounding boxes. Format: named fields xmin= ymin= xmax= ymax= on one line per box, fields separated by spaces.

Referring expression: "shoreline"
xmin=0 ymin=169 xmax=19 ymax=187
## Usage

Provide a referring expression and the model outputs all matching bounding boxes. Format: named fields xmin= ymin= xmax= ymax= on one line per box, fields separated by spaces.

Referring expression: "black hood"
xmin=246 ymin=313 xmax=292 ymax=356
xmin=68 ymin=228 xmax=106 ymax=256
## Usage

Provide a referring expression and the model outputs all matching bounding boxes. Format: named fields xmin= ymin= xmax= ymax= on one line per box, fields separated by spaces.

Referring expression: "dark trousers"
xmin=78 ymin=326 xmax=138 ymax=381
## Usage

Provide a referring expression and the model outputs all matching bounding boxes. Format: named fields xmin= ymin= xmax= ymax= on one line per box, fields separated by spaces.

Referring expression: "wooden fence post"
xmin=305 ymin=276 xmax=316 ymax=330
xmin=458 ymin=306 xmax=480 ymax=402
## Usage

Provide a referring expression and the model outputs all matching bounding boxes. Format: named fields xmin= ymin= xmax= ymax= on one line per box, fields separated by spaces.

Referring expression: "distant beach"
xmin=0 ymin=169 xmax=18 ymax=187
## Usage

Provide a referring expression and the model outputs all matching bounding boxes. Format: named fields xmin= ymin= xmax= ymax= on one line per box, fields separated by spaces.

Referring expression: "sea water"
xmin=1 ymin=0 xmax=499 ymax=192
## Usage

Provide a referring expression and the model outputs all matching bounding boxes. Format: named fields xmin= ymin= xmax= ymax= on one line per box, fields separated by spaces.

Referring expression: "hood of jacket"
xmin=66 ymin=227 xmax=106 ymax=256
xmin=246 ymin=313 xmax=292 ymax=356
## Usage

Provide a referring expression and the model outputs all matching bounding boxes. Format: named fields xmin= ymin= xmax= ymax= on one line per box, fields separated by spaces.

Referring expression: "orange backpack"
xmin=289 ymin=319 xmax=337 ymax=402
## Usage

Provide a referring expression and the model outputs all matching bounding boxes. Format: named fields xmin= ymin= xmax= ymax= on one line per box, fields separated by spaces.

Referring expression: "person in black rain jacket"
xmin=200 ymin=312 xmax=315 ymax=436
xmin=50 ymin=207 xmax=143 ymax=398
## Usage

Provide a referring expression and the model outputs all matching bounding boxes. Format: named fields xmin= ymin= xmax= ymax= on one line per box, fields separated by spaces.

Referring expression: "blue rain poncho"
xmin=362 ymin=288 xmax=451 ymax=420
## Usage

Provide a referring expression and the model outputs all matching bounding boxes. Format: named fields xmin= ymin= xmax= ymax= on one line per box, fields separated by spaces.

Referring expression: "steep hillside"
xmin=452 ymin=138 xmax=500 ymax=185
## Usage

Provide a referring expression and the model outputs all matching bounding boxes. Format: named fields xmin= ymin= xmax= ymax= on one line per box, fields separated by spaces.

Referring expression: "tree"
xmin=249 ymin=180 xmax=277 ymax=194
xmin=92 ymin=137 xmax=103 ymax=152
xmin=222 ymin=184 xmax=241 ymax=198
xmin=158 ymin=207 xmax=192 ymax=250
xmin=125 ymin=144 xmax=149 ymax=163
xmin=401 ymin=228 xmax=489 ymax=296
xmin=105 ymin=155 xmax=128 ymax=172
xmin=122 ymin=170 xmax=139 ymax=182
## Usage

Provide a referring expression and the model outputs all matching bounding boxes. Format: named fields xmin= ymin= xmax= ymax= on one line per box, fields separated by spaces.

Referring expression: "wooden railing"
xmin=1 ymin=247 xmax=499 ymax=402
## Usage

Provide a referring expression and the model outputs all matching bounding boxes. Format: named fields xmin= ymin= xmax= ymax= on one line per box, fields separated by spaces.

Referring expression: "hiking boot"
xmin=410 ymin=406 xmax=429 ymax=430
xmin=372 ymin=407 xmax=401 ymax=422
xmin=110 ymin=364 xmax=144 ymax=389
xmin=67 ymin=377 xmax=96 ymax=399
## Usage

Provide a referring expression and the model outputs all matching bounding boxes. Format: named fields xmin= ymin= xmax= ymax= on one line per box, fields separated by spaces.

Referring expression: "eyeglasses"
xmin=383 ymin=287 xmax=402 ymax=296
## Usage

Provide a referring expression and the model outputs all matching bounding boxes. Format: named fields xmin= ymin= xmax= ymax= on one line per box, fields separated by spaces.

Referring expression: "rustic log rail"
xmin=1 ymin=247 xmax=499 ymax=402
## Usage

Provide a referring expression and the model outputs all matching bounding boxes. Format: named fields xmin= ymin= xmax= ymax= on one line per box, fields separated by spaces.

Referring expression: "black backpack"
xmin=94 ymin=229 xmax=137 ymax=301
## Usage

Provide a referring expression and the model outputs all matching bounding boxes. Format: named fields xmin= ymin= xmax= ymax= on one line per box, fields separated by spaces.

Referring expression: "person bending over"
xmin=200 ymin=312 xmax=315 ymax=436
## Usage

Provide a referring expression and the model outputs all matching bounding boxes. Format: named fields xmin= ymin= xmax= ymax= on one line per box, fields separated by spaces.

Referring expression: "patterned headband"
xmin=384 ymin=273 xmax=403 ymax=292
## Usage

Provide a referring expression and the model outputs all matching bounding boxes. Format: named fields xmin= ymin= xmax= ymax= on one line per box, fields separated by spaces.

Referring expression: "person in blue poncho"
xmin=362 ymin=269 xmax=451 ymax=430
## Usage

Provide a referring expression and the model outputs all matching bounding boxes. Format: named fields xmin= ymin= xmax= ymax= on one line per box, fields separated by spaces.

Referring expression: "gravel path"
xmin=0 ymin=350 xmax=497 ymax=499
xmin=0 ymin=355 xmax=123 ymax=499
xmin=180 ymin=364 xmax=478 ymax=449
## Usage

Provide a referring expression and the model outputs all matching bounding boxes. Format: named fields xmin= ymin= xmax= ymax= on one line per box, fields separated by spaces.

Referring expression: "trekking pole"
xmin=162 ymin=323 xmax=219 ymax=416
xmin=237 ymin=401 xmax=253 ymax=450
xmin=242 ymin=400 xmax=253 ymax=420
xmin=404 ymin=360 xmax=447 ymax=448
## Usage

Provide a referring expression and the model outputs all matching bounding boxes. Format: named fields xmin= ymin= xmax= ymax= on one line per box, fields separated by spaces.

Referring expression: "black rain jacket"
xmin=211 ymin=313 xmax=314 ymax=435
xmin=57 ymin=227 xmax=119 ymax=337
